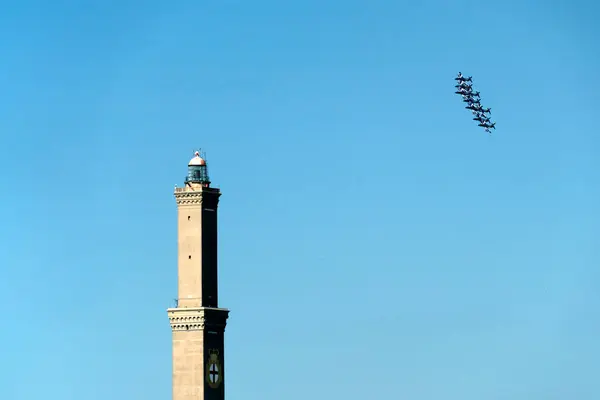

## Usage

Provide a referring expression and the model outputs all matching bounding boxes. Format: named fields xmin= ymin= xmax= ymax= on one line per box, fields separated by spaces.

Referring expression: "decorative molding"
xmin=169 ymin=313 xmax=205 ymax=331
xmin=168 ymin=307 xmax=229 ymax=332
xmin=174 ymin=191 xmax=204 ymax=206
xmin=173 ymin=188 xmax=221 ymax=206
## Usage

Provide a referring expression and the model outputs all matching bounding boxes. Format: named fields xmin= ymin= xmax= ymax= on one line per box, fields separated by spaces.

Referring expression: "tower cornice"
xmin=174 ymin=190 xmax=204 ymax=206
xmin=167 ymin=307 xmax=230 ymax=332
xmin=174 ymin=187 xmax=221 ymax=206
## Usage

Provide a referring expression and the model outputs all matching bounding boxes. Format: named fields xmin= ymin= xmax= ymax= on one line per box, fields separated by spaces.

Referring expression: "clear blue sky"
xmin=0 ymin=1 xmax=598 ymax=399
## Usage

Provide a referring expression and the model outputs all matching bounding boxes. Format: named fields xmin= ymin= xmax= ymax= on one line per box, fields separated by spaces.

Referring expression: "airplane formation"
xmin=454 ymin=72 xmax=495 ymax=134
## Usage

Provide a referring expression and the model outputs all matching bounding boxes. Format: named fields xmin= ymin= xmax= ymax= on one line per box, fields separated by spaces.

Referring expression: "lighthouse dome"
xmin=189 ymin=151 xmax=206 ymax=166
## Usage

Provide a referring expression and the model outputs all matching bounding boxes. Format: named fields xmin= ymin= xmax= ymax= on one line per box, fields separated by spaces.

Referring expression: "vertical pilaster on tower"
xmin=168 ymin=151 xmax=229 ymax=400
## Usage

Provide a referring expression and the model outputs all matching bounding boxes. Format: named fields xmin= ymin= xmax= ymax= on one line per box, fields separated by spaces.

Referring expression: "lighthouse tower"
xmin=168 ymin=151 xmax=229 ymax=400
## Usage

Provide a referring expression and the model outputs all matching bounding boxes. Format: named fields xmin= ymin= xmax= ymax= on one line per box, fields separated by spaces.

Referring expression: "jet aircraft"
xmin=455 ymin=72 xmax=473 ymax=83
xmin=464 ymin=98 xmax=481 ymax=106
xmin=467 ymin=103 xmax=489 ymax=113
xmin=473 ymin=114 xmax=490 ymax=123
xmin=455 ymin=88 xmax=472 ymax=95
xmin=478 ymin=122 xmax=496 ymax=130
xmin=455 ymin=82 xmax=472 ymax=90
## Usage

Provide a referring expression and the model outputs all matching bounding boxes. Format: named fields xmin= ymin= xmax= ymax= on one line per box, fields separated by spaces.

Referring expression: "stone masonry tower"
xmin=168 ymin=151 xmax=229 ymax=400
